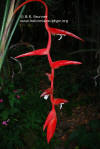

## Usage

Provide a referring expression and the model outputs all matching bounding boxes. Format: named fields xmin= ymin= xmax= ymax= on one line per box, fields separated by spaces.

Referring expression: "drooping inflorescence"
xmin=14 ymin=0 xmax=83 ymax=143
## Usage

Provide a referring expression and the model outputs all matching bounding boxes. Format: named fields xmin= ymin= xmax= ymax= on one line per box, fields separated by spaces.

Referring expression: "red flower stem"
xmin=51 ymin=68 xmax=55 ymax=109
xmin=51 ymin=68 xmax=54 ymax=91
xmin=14 ymin=0 xmax=53 ymax=108
xmin=46 ymin=31 xmax=51 ymax=51
xmin=14 ymin=0 xmax=46 ymax=15
xmin=14 ymin=0 xmax=51 ymax=52
xmin=47 ymin=53 xmax=55 ymax=108
xmin=13 ymin=0 xmax=49 ymax=31
xmin=47 ymin=53 xmax=52 ymax=66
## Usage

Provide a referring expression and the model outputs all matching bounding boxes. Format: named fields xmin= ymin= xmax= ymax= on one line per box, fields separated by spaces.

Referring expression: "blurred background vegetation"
xmin=0 ymin=0 xmax=100 ymax=149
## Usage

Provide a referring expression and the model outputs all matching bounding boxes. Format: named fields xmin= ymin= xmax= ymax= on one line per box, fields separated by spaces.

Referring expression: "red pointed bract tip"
xmin=49 ymin=27 xmax=84 ymax=42
xmin=40 ymin=88 xmax=52 ymax=98
xmin=15 ymin=48 xmax=48 ymax=58
xmin=47 ymin=116 xmax=57 ymax=144
xmin=52 ymin=60 xmax=82 ymax=69
xmin=43 ymin=109 xmax=56 ymax=131
xmin=53 ymin=98 xmax=69 ymax=105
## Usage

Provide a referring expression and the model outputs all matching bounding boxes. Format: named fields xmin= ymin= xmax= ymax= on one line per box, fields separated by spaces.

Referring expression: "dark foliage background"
xmin=0 ymin=0 xmax=100 ymax=149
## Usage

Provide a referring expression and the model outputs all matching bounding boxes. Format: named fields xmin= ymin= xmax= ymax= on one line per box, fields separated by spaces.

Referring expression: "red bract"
xmin=15 ymin=48 xmax=48 ymax=58
xmin=40 ymin=88 xmax=52 ymax=98
xmin=43 ymin=108 xmax=56 ymax=131
xmin=43 ymin=109 xmax=57 ymax=143
xmin=48 ymin=27 xmax=84 ymax=42
xmin=53 ymin=98 xmax=69 ymax=105
xmin=47 ymin=115 xmax=57 ymax=144
xmin=52 ymin=60 xmax=82 ymax=69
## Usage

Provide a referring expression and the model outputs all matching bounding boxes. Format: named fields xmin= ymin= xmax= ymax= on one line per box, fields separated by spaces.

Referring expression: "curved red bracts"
xmin=48 ymin=27 xmax=84 ymax=42
xmin=53 ymin=98 xmax=69 ymax=105
xmin=14 ymin=0 xmax=83 ymax=143
xmin=40 ymin=88 xmax=52 ymax=98
xmin=43 ymin=108 xmax=56 ymax=131
xmin=43 ymin=108 xmax=57 ymax=143
xmin=46 ymin=112 xmax=57 ymax=143
xmin=52 ymin=60 xmax=82 ymax=69
xmin=15 ymin=48 xmax=48 ymax=58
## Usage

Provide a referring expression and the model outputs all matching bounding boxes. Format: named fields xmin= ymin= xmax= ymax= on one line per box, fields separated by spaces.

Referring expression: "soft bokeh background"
xmin=0 ymin=0 xmax=100 ymax=149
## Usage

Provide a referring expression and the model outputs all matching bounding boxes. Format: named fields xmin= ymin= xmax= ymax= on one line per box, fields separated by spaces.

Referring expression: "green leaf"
xmin=9 ymin=95 xmax=16 ymax=108
xmin=0 ymin=110 xmax=9 ymax=120
xmin=0 ymin=0 xmax=10 ymax=44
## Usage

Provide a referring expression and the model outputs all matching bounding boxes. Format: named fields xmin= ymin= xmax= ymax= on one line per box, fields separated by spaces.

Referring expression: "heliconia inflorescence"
xmin=14 ymin=0 xmax=84 ymax=143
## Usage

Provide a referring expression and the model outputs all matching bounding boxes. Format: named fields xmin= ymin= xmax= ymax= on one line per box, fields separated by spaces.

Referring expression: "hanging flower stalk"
xmin=14 ymin=0 xmax=84 ymax=143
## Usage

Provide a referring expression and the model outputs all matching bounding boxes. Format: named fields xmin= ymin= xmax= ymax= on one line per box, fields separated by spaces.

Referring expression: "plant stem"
xmin=51 ymin=68 xmax=55 ymax=109
xmin=0 ymin=5 xmax=25 ymax=71
xmin=0 ymin=0 xmax=10 ymax=45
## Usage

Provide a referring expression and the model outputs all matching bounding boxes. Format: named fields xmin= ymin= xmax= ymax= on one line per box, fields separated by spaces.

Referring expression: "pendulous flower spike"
xmin=14 ymin=0 xmax=84 ymax=144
